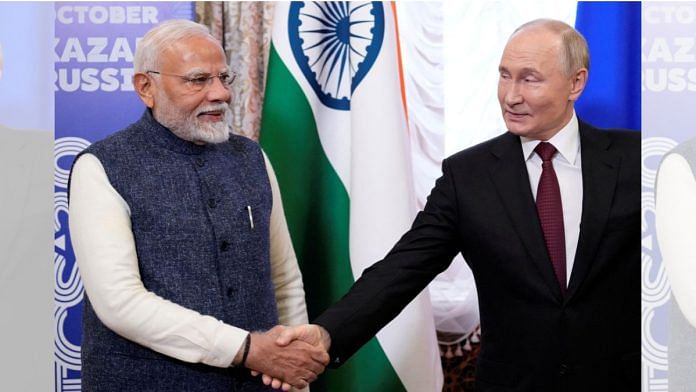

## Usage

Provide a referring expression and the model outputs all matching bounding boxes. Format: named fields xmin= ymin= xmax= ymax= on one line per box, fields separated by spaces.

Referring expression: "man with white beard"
xmin=68 ymin=20 xmax=328 ymax=391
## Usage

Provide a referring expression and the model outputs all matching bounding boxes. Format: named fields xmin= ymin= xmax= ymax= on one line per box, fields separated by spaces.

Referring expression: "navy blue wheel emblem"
xmin=288 ymin=2 xmax=384 ymax=111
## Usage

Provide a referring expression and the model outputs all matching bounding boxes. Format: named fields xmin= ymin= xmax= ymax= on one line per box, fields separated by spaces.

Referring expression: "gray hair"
xmin=512 ymin=18 xmax=590 ymax=76
xmin=134 ymin=19 xmax=216 ymax=73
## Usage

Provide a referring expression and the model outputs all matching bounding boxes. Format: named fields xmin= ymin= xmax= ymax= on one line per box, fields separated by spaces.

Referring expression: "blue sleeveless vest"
xmin=74 ymin=110 xmax=278 ymax=391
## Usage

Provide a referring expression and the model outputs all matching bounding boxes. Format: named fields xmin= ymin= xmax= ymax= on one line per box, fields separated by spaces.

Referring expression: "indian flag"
xmin=260 ymin=2 xmax=442 ymax=391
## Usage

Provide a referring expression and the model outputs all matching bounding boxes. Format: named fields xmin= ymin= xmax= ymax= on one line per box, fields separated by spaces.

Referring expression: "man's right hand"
xmin=244 ymin=325 xmax=330 ymax=390
xmin=275 ymin=324 xmax=331 ymax=352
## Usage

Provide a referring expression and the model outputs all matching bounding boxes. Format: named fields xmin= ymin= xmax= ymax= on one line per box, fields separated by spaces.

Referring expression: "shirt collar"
xmin=520 ymin=112 xmax=580 ymax=166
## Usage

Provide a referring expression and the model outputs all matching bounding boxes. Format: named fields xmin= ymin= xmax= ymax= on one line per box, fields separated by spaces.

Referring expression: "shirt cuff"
xmin=203 ymin=323 xmax=249 ymax=368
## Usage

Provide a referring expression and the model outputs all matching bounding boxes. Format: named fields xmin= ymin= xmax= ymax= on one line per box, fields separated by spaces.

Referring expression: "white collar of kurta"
xmin=520 ymin=111 xmax=580 ymax=167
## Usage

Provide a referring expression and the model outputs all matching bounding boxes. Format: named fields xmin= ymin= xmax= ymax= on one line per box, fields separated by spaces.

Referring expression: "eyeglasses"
xmin=146 ymin=70 xmax=237 ymax=92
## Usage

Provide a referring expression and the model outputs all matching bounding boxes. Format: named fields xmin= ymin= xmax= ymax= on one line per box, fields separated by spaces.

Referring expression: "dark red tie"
xmin=534 ymin=142 xmax=567 ymax=294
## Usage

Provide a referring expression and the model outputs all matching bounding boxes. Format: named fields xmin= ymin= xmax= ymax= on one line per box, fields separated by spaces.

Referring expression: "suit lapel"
xmin=565 ymin=122 xmax=620 ymax=301
xmin=488 ymin=133 xmax=564 ymax=302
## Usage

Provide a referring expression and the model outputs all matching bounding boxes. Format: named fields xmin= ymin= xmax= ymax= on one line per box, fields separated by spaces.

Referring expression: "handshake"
xmin=241 ymin=324 xmax=332 ymax=391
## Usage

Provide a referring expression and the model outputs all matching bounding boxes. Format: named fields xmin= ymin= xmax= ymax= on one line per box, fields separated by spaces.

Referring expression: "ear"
xmin=568 ymin=68 xmax=588 ymax=102
xmin=133 ymin=72 xmax=155 ymax=108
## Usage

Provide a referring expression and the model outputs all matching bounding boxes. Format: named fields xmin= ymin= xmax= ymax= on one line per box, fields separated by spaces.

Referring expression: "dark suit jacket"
xmin=314 ymin=120 xmax=640 ymax=392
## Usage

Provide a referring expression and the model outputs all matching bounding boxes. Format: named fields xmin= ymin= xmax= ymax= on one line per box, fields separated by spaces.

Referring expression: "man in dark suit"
xmin=266 ymin=18 xmax=639 ymax=392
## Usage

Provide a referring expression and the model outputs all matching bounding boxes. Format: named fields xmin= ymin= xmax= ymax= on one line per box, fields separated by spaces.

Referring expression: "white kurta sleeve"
xmin=70 ymin=153 xmax=248 ymax=368
xmin=656 ymin=153 xmax=696 ymax=328
xmin=263 ymin=152 xmax=310 ymax=392
xmin=263 ymin=152 xmax=309 ymax=327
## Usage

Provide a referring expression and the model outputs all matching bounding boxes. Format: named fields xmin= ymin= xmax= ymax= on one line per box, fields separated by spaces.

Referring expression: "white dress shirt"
xmin=520 ymin=114 xmax=583 ymax=284
xmin=656 ymin=153 xmax=696 ymax=327
xmin=69 ymin=151 xmax=308 ymax=369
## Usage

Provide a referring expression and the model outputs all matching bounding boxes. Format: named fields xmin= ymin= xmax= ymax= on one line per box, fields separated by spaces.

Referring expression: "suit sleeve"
xmin=313 ymin=158 xmax=462 ymax=366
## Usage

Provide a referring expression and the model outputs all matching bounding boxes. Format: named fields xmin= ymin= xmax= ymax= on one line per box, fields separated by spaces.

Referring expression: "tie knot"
xmin=535 ymin=142 xmax=557 ymax=162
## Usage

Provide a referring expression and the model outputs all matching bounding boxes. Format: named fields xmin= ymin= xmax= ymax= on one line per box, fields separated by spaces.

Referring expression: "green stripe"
xmin=260 ymin=44 xmax=405 ymax=392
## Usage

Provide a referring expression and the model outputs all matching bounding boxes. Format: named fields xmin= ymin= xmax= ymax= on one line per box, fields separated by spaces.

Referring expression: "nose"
xmin=206 ymin=75 xmax=231 ymax=103
xmin=504 ymin=81 xmax=523 ymax=107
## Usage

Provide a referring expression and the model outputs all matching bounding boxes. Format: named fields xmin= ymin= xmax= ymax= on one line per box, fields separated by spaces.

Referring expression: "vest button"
xmin=195 ymin=158 xmax=205 ymax=167
xmin=208 ymin=198 xmax=217 ymax=208
xmin=559 ymin=364 xmax=568 ymax=376
xmin=220 ymin=241 xmax=230 ymax=252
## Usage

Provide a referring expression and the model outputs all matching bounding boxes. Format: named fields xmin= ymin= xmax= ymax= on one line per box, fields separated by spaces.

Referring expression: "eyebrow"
xmin=519 ymin=67 xmax=541 ymax=76
xmin=498 ymin=65 xmax=541 ymax=77
xmin=184 ymin=68 xmax=230 ymax=77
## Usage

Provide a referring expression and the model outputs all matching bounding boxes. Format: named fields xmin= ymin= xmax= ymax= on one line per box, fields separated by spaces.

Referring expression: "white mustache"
xmin=196 ymin=104 xmax=230 ymax=116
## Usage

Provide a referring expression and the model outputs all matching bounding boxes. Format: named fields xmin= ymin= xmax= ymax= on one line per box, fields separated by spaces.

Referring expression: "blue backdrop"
xmin=575 ymin=1 xmax=641 ymax=131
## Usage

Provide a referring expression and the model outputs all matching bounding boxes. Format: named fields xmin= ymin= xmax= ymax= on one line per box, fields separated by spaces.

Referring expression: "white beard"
xmin=153 ymin=90 xmax=231 ymax=145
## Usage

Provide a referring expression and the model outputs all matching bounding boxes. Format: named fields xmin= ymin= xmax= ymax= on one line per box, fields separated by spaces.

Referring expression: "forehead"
xmin=500 ymin=28 xmax=562 ymax=72
xmin=160 ymin=35 xmax=227 ymax=73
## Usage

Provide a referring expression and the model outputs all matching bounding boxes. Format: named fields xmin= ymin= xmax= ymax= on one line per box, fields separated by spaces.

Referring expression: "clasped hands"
xmin=244 ymin=324 xmax=331 ymax=390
